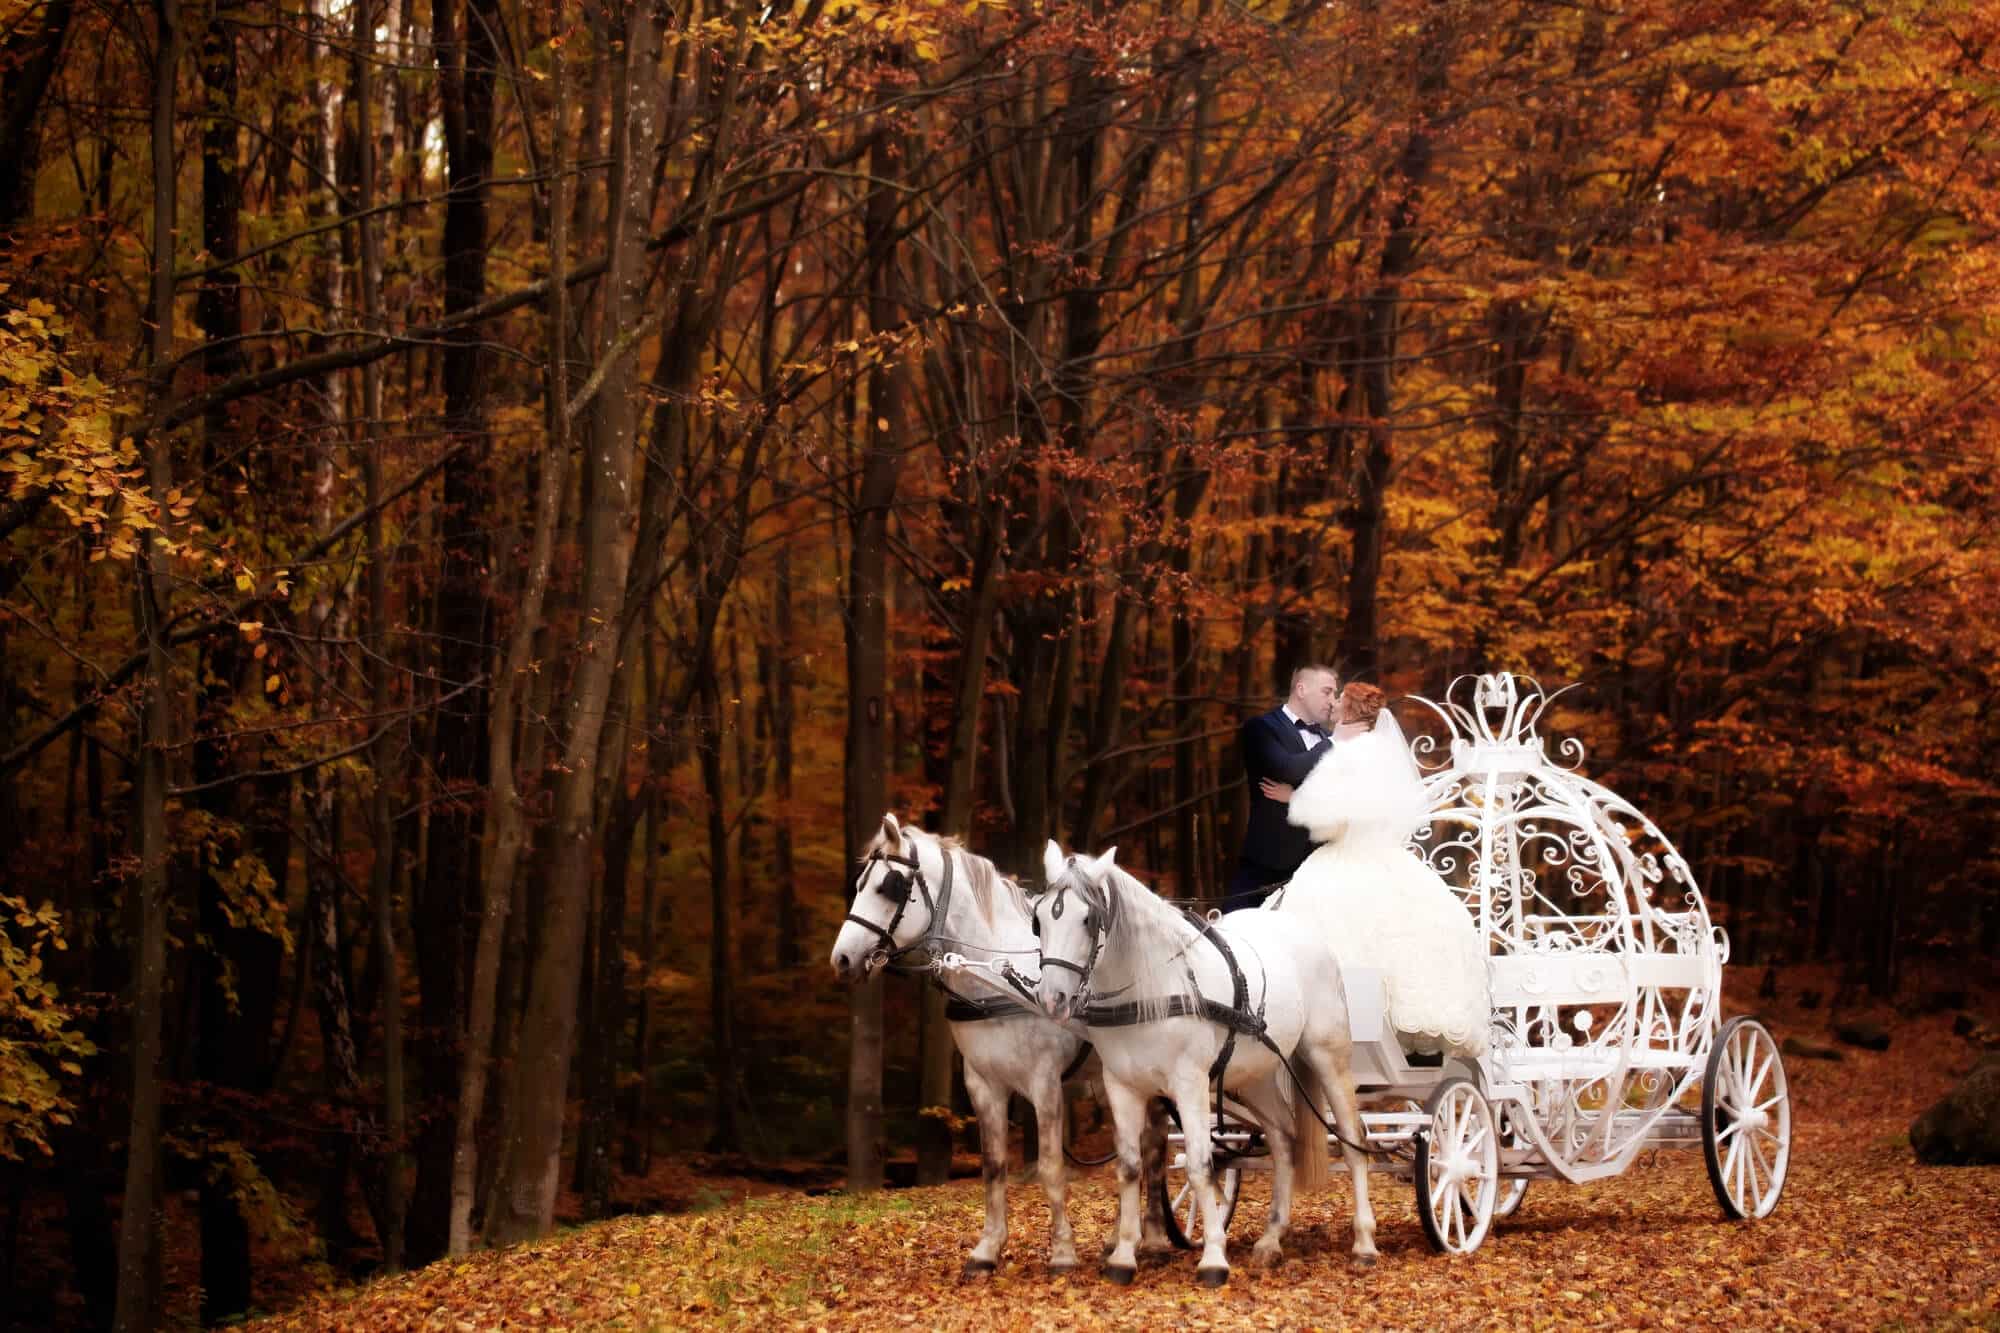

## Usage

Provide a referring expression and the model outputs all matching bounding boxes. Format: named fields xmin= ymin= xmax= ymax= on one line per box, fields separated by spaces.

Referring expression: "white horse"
xmin=830 ymin=814 xmax=1129 ymax=1276
xmin=1034 ymin=843 xmax=1378 ymax=1286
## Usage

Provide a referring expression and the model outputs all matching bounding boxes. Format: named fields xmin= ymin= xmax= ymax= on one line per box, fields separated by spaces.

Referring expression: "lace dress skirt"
xmin=1281 ymin=837 xmax=1490 ymax=1058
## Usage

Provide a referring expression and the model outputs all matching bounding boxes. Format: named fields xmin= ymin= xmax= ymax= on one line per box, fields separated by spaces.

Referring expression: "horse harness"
xmin=1043 ymin=865 xmax=1373 ymax=1155
xmin=845 ymin=847 xmax=954 ymax=965
xmin=1043 ymin=867 xmax=1266 ymax=1091
xmin=849 ymin=847 xmax=1090 ymax=1078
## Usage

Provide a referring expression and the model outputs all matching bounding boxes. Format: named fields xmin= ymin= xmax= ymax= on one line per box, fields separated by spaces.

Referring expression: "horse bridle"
xmin=1036 ymin=861 xmax=1116 ymax=999
xmin=845 ymin=848 xmax=954 ymax=967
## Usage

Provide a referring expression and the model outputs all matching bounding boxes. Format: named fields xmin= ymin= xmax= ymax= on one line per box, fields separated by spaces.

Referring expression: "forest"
xmin=0 ymin=0 xmax=1995 ymax=1327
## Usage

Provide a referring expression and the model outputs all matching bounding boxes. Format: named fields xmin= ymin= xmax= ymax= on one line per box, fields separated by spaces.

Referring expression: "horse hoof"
xmin=1049 ymin=1261 xmax=1077 ymax=1278
xmin=961 ymin=1258 xmax=997 ymax=1279
xmin=1349 ymin=1252 xmax=1378 ymax=1273
xmin=1250 ymin=1248 xmax=1282 ymax=1271
xmin=1104 ymin=1263 xmax=1137 ymax=1286
xmin=1196 ymin=1266 xmax=1229 ymax=1288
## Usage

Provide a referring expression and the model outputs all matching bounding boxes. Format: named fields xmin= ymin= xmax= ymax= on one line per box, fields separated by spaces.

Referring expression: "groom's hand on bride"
xmin=1259 ymin=779 xmax=1294 ymax=803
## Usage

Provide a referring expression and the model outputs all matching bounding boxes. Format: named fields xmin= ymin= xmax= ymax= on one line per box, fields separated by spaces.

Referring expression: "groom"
xmin=1224 ymin=664 xmax=1340 ymax=911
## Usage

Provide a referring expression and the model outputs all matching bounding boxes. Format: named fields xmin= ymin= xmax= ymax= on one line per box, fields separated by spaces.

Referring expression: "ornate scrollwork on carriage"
xmin=1406 ymin=673 xmax=1726 ymax=1184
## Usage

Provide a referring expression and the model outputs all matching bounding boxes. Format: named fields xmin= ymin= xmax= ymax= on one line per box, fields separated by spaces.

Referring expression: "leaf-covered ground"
xmin=251 ymin=997 xmax=2000 ymax=1331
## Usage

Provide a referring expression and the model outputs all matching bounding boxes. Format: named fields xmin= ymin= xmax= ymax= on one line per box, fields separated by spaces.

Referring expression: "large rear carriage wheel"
xmin=1701 ymin=1016 xmax=1791 ymax=1219
xmin=1414 ymin=1077 xmax=1499 ymax=1254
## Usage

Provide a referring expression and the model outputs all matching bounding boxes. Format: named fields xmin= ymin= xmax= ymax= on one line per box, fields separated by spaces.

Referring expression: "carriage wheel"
xmin=1701 ymin=1016 xmax=1791 ymax=1220
xmin=1414 ymin=1078 xmax=1499 ymax=1254
xmin=1156 ymin=1158 xmax=1243 ymax=1251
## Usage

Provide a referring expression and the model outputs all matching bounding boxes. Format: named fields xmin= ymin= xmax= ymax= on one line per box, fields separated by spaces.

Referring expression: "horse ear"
xmin=1099 ymin=846 xmax=1119 ymax=873
xmin=1042 ymin=839 xmax=1066 ymax=885
xmin=880 ymin=812 xmax=901 ymax=847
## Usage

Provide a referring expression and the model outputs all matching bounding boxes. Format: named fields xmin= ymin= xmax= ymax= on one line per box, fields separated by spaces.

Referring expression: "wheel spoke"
xmin=1747 ymin=1046 xmax=1774 ymax=1102
xmin=1464 ymin=1120 xmax=1490 ymax=1158
xmin=1727 ymin=1038 xmax=1752 ymax=1108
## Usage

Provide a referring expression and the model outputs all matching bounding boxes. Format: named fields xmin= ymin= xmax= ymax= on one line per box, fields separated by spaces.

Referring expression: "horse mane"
xmin=866 ymin=822 xmax=1031 ymax=930
xmin=1067 ymin=858 xmax=1201 ymax=1018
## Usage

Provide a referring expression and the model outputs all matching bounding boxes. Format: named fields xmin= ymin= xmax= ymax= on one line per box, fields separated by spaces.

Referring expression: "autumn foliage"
xmin=1 ymin=0 xmax=1997 ymax=1326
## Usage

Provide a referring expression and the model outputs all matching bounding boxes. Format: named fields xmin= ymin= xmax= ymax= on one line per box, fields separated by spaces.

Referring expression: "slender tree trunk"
xmin=114 ymin=5 xmax=178 ymax=1327
xmin=354 ymin=0 xmax=408 ymax=1269
xmin=625 ymin=635 xmax=666 ymax=1175
xmin=1337 ymin=11 xmax=1444 ymax=676
xmin=699 ymin=653 xmax=741 ymax=1153
xmin=844 ymin=131 xmax=910 ymax=1192
xmin=771 ymin=541 xmax=799 ymax=969
xmin=411 ymin=0 xmax=501 ymax=1264
xmin=189 ymin=6 xmax=269 ymax=1315
xmin=576 ymin=780 xmax=637 ymax=1207
xmin=0 ymin=0 xmax=74 ymax=230
xmin=444 ymin=0 xmax=573 ymax=1255
xmin=485 ymin=0 xmax=665 ymax=1244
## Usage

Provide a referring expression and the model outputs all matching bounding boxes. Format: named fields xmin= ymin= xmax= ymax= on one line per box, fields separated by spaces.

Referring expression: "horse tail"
xmin=1291 ymin=1063 xmax=1331 ymax=1194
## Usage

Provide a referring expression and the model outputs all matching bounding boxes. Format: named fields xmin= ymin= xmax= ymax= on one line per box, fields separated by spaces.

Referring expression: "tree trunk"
xmin=484 ymin=0 xmax=664 ymax=1244
xmin=575 ymin=780 xmax=637 ymax=1210
xmin=771 ymin=542 xmax=799 ymax=969
xmin=355 ymin=0 xmax=408 ymax=1269
xmin=114 ymin=5 xmax=178 ymax=1327
xmin=444 ymin=0 xmax=572 ymax=1255
xmin=0 ymin=0 xmax=74 ymax=230
xmin=844 ymin=130 xmax=912 ymax=1192
xmin=410 ymin=0 xmax=501 ymax=1265
xmin=189 ymin=6 xmax=272 ymax=1315
xmin=699 ymin=654 xmax=741 ymax=1154
xmin=1337 ymin=11 xmax=1444 ymax=677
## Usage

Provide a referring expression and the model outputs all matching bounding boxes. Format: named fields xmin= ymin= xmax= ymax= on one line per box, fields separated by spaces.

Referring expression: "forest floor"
xmin=249 ymin=973 xmax=2000 ymax=1331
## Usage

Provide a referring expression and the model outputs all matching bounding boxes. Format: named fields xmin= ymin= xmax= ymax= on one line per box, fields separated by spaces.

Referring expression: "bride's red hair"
xmin=1338 ymin=682 xmax=1387 ymax=726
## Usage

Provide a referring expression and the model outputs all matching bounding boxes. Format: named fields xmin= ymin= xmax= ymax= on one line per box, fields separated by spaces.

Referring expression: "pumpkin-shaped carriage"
xmin=1158 ymin=672 xmax=1792 ymax=1254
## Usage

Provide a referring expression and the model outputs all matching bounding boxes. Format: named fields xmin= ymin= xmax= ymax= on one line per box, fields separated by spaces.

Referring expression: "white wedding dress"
xmin=1277 ymin=713 xmax=1490 ymax=1058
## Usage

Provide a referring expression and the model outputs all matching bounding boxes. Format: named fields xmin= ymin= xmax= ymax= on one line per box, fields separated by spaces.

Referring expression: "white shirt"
xmin=1281 ymin=704 xmax=1326 ymax=742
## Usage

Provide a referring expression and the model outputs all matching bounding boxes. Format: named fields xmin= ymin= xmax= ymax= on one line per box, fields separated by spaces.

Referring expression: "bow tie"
xmin=1294 ymin=719 xmax=1325 ymax=738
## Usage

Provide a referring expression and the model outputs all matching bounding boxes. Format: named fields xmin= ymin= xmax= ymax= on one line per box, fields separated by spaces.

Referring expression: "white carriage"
xmin=1160 ymin=672 xmax=1792 ymax=1253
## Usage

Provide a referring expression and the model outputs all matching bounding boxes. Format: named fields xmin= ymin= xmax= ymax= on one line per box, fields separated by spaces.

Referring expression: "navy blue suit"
xmin=1226 ymin=708 xmax=1332 ymax=910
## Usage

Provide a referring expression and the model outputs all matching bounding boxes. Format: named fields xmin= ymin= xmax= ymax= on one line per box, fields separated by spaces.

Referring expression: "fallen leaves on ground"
xmin=251 ymin=1000 xmax=2000 ymax=1331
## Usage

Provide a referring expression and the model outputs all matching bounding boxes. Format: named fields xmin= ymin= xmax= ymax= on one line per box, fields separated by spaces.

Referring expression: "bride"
xmin=1269 ymin=682 xmax=1489 ymax=1058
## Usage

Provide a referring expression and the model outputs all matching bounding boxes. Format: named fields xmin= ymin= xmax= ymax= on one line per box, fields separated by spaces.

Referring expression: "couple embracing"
xmin=1232 ymin=665 xmax=1488 ymax=1059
